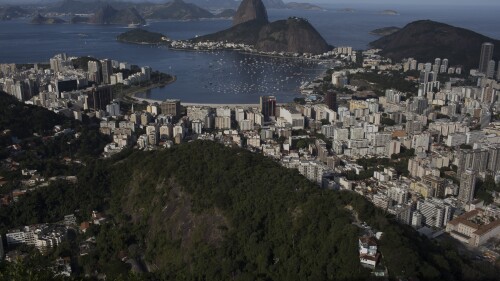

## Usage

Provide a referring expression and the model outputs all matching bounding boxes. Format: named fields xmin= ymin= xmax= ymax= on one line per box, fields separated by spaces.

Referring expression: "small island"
xmin=337 ymin=8 xmax=355 ymax=13
xmin=370 ymin=26 xmax=400 ymax=36
xmin=117 ymin=28 xmax=170 ymax=45
xmin=31 ymin=14 xmax=65 ymax=24
xmin=380 ymin=10 xmax=399 ymax=15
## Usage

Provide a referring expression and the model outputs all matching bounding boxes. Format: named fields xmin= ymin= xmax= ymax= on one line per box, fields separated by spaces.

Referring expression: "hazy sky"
xmin=0 ymin=0 xmax=499 ymax=6
xmin=303 ymin=0 xmax=500 ymax=5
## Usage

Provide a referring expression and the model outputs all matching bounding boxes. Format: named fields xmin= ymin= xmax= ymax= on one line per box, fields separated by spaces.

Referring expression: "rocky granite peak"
xmin=256 ymin=17 xmax=330 ymax=54
xmin=233 ymin=0 xmax=269 ymax=26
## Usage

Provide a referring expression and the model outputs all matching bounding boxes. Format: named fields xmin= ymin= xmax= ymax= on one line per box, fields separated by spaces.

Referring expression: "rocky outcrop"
xmin=195 ymin=0 xmax=330 ymax=55
xmin=256 ymin=17 xmax=330 ymax=54
xmin=194 ymin=17 xmax=330 ymax=54
xmin=233 ymin=0 xmax=269 ymax=26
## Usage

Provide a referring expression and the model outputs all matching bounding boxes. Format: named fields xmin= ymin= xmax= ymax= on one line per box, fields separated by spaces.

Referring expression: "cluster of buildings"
xmin=171 ymin=38 xmax=358 ymax=60
xmin=0 ymin=53 xmax=154 ymax=121
xmin=97 ymin=43 xmax=500 ymax=254
xmin=403 ymin=57 xmax=462 ymax=76
xmin=4 ymin=224 xmax=68 ymax=253
xmin=476 ymin=42 xmax=500 ymax=80
xmin=95 ymin=45 xmax=500 ymax=242
xmin=359 ymin=235 xmax=381 ymax=268
xmin=0 ymin=211 xmax=106 ymax=261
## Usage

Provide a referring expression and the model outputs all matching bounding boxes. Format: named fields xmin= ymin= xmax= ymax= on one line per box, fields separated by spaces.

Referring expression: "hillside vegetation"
xmin=1 ymin=136 xmax=498 ymax=279
xmin=370 ymin=20 xmax=500 ymax=69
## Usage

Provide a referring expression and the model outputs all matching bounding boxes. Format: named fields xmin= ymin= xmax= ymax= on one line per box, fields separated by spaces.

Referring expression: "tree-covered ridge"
xmin=106 ymin=141 xmax=498 ymax=280
xmin=0 ymin=90 xmax=110 ymax=228
xmin=0 ymin=92 xmax=67 ymax=139
xmin=1 ymin=140 xmax=499 ymax=280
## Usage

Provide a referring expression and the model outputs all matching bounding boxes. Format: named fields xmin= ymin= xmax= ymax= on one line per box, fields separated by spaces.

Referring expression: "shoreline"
xmin=133 ymin=95 xmax=262 ymax=108
xmin=117 ymin=40 xmax=169 ymax=46
xmin=169 ymin=45 xmax=337 ymax=62
xmin=121 ymin=75 xmax=177 ymax=100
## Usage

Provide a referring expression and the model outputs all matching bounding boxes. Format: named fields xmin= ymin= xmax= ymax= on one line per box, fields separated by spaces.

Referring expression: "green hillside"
xmin=1 ymin=137 xmax=498 ymax=280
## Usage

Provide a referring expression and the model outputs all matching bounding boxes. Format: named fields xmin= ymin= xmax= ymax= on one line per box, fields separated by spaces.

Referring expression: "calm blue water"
xmin=0 ymin=4 xmax=499 ymax=103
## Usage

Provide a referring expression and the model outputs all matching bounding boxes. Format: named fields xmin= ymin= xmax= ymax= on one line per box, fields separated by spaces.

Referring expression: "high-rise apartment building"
xmin=458 ymin=170 xmax=477 ymax=204
xmin=416 ymin=198 xmax=453 ymax=228
xmin=441 ymin=58 xmax=449 ymax=72
xmin=478 ymin=42 xmax=494 ymax=74
xmin=260 ymin=95 xmax=276 ymax=122
xmin=325 ymin=91 xmax=338 ymax=111
xmin=497 ymin=61 xmax=500 ymax=81
xmin=486 ymin=60 xmax=496 ymax=79
xmin=101 ymin=59 xmax=113 ymax=84
xmin=160 ymin=99 xmax=181 ymax=117
xmin=88 ymin=61 xmax=102 ymax=84
xmin=456 ymin=148 xmax=489 ymax=175
xmin=84 ymin=85 xmax=113 ymax=111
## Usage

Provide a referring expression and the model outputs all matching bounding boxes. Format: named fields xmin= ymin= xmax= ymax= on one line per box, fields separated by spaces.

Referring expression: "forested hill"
xmin=104 ymin=141 xmax=500 ymax=280
xmin=0 ymin=91 xmax=67 ymax=138
xmin=370 ymin=20 xmax=500 ymax=70
xmin=2 ymin=138 xmax=498 ymax=280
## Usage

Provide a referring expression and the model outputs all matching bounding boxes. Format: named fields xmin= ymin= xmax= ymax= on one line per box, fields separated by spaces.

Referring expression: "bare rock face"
xmin=233 ymin=0 xmax=269 ymax=26
xmin=256 ymin=17 xmax=330 ymax=54
xmin=196 ymin=1 xmax=330 ymax=55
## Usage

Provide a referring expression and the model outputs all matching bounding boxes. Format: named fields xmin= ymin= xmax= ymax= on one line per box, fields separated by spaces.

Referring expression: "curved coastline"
xmin=124 ymin=75 xmax=177 ymax=100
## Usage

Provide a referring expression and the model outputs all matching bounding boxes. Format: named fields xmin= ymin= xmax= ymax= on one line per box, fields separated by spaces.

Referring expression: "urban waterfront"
xmin=0 ymin=4 xmax=499 ymax=103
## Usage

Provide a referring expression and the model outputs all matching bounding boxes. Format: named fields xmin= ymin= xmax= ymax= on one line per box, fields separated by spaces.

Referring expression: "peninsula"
xmin=117 ymin=29 xmax=170 ymax=45
xmin=189 ymin=0 xmax=331 ymax=55
xmin=370 ymin=26 xmax=400 ymax=36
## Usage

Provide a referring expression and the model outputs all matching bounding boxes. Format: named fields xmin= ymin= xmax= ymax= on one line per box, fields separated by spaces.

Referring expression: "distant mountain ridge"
xmin=233 ymin=0 xmax=268 ymax=25
xmin=370 ymin=20 xmax=500 ymax=69
xmin=89 ymin=5 xmax=145 ymax=24
xmin=0 ymin=6 xmax=29 ymax=20
xmin=285 ymin=2 xmax=326 ymax=11
xmin=262 ymin=0 xmax=286 ymax=9
xmin=31 ymin=13 xmax=65 ymax=24
xmin=144 ymin=0 xmax=214 ymax=20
